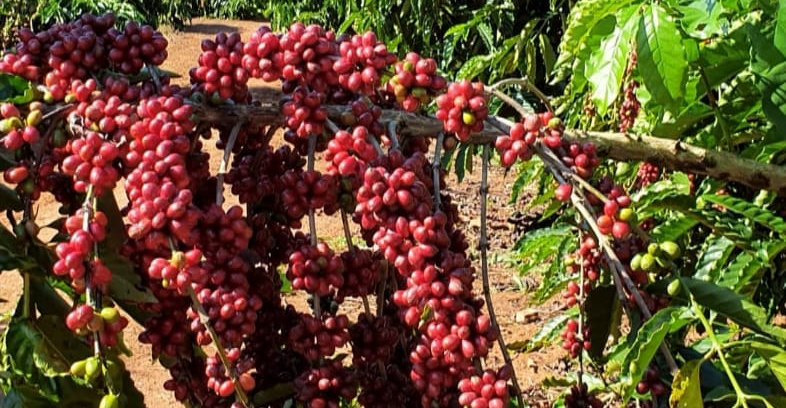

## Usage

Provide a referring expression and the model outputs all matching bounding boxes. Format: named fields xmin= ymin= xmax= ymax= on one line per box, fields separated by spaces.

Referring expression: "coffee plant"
xmin=0 ymin=2 xmax=785 ymax=408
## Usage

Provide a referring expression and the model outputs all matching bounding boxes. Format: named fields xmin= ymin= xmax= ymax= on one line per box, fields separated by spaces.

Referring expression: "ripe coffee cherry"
xmin=555 ymin=184 xmax=572 ymax=202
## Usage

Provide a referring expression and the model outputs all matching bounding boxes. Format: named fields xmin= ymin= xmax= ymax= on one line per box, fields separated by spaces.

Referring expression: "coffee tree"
xmin=0 ymin=4 xmax=785 ymax=408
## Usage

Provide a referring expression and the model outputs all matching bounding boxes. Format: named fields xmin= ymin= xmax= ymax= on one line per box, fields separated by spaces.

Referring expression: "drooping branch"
xmin=193 ymin=102 xmax=786 ymax=195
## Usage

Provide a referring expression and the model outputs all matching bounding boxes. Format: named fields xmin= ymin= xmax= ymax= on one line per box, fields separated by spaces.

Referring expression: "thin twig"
xmin=340 ymin=209 xmax=354 ymax=253
xmin=698 ymin=66 xmax=731 ymax=144
xmin=388 ymin=121 xmax=399 ymax=150
xmin=479 ymin=144 xmax=525 ymax=408
xmin=432 ymin=133 xmax=444 ymax=211
xmin=80 ymin=186 xmax=102 ymax=357
xmin=216 ymin=121 xmax=243 ymax=206
xmin=146 ymin=64 xmax=162 ymax=94
xmin=486 ymin=80 xmax=553 ymax=113
xmin=577 ymin=231 xmax=585 ymax=386
xmin=187 ymin=287 xmax=251 ymax=407
xmin=307 ymin=134 xmax=320 ymax=317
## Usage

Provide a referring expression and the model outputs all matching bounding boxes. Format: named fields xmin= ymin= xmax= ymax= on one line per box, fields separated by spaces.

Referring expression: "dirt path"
xmin=0 ymin=18 xmax=566 ymax=407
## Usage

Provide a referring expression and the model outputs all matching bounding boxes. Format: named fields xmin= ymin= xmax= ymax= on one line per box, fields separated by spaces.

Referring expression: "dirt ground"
xmin=0 ymin=18 xmax=567 ymax=407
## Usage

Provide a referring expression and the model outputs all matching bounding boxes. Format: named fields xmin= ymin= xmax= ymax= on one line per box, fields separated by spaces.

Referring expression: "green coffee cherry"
xmin=84 ymin=357 xmax=100 ymax=381
xmin=26 ymin=110 xmax=42 ymax=126
xmin=630 ymin=253 xmax=643 ymax=271
xmin=647 ymin=243 xmax=659 ymax=255
xmin=547 ymin=117 xmax=562 ymax=129
xmin=615 ymin=162 xmax=630 ymax=177
xmin=100 ymin=307 xmax=119 ymax=324
xmin=667 ymin=279 xmax=681 ymax=296
xmin=659 ymin=241 xmax=680 ymax=260
xmin=618 ymin=208 xmax=636 ymax=223
xmin=52 ymin=128 xmax=67 ymax=148
xmin=99 ymin=394 xmax=119 ymax=408
xmin=69 ymin=359 xmax=87 ymax=376
xmin=462 ymin=111 xmax=476 ymax=126
xmin=639 ymin=253 xmax=655 ymax=271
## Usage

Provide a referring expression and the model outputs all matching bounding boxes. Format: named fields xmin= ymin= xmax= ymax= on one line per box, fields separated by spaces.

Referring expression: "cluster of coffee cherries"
xmin=565 ymin=383 xmax=603 ymax=408
xmin=147 ymin=248 xmax=206 ymax=293
xmin=337 ymin=249 xmax=382 ymax=300
xmin=53 ymin=209 xmax=111 ymax=291
xmin=436 ymin=80 xmax=488 ymax=141
xmin=280 ymin=85 xmax=328 ymax=139
xmin=279 ymin=170 xmax=339 ymax=220
xmin=241 ymin=26 xmax=281 ymax=81
xmin=190 ymin=32 xmax=250 ymax=102
xmin=123 ymin=96 xmax=198 ymax=241
xmin=560 ymin=318 xmax=590 ymax=358
xmin=387 ymin=52 xmax=446 ymax=112
xmin=619 ymin=80 xmax=640 ymax=133
xmin=637 ymin=162 xmax=660 ymax=187
xmin=278 ymin=23 xmax=339 ymax=92
xmin=65 ymin=304 xmax=129 ymax=348
xmin=286 ymin=242 xmax=345 ymax=297
xmin=348 ymin=313 xmax=399 ymax=366
xmin=457 ymin=368 xmax=511 ymax=408
xmin=105 ymin=21 xmax=168 ymax=74
xmin=495 ymin=112 xmax=555 ymax=168
xmin=294 ymin=359 xmax=357 ymax=408
xmin=61 ymin=129 xmax=120 ymax=194
xmin=1 ymin=102 xmax=40 ymax=148
xmin=333 ymin=31 xmax=396 ymax=95
xmin=12 ymin=15 xmax=116 ymax=100
xmin=288 ymin=314 xmax=350 ymax=361
xmin=635 ymin=367 xmax=668 ymax=398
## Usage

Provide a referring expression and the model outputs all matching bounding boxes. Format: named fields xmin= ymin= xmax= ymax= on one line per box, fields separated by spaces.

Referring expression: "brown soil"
xmin=0 ymin=18 xmax=567 ymax=407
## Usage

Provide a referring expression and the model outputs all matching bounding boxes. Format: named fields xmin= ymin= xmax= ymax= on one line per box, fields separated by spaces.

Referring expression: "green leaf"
xmin=587 ymin=8 xmax=637 ymax=114
xmin=31 ymin=316 xmax=91 ymax=376
xmin=457 ymin=55 xmax=492 ymax=80
xmin=751 ymin=342 xmax=786 ymax=393
xmin=526 ymin=311 xmax=577 ymax=351
xmin=620 ymin=307 xmax=688 ymax=400
xmin=0 ymin=74 xmax=36 ymax=104
xmin=585 ymin=285 xmax=620 ymax=359
xmin=678 ymin=278 xmax=786 ymax=341
xmin=96 ymin=192 xmax=127 ymax=251
xmin=477 ymin=23 xmax=495 ymax=51
xmin=669 ymin=360 xmax=704 ymax=408
xmin=539 ymin=34 xmax=557 ymax=77
xmin=557 ymin=0 xmax=635 ymax=68
xmin=454 ymin=144 xmax=468 ymax=182
xmin=694 ymin=236 xmax=735 ymax=282
xmin=636 ymin=4 xmax=688 ymax=107
xmin=702 ymin=194 xmax=786 ymax=235
xmin=650 ymin=215 xmax=698 ymax=242
xmin=718 ymin=252 xmax=766 ymax=295
xmin=755 ymin=60 xmax=786 ymax=132
xmin=253 ymin=382 xmax=296 ymax=406
xmin=776 ymin=0 xmax=786 ymax=56
xmin=0 ymin=185 xmax=23 ymax=211
xmin=103 ymin=252 xmax=156 ymax=304
xmin=672 ymin=0 xmax=727 ymax=40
